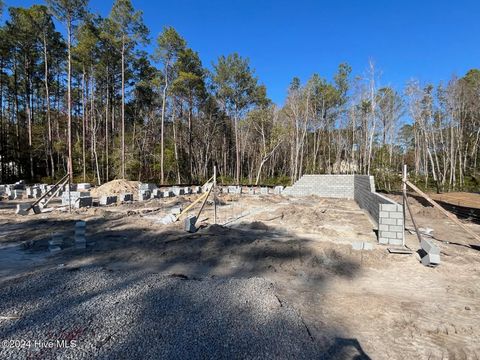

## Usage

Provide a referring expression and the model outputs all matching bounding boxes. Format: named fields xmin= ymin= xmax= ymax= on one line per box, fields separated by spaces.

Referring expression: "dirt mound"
xmin=90 ymin=179 xmax=140 ymax=198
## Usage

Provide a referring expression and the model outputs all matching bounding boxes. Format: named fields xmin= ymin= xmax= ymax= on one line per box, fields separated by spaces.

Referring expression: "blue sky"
xmin=4 ymin=0 xmax=480 ymax=104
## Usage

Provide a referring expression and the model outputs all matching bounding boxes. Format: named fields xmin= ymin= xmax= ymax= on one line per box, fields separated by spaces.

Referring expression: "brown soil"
xmin=1 ymin=193 xmax=480 ymax=358
xmin=90 ymin=179 xmax=140 ymax=198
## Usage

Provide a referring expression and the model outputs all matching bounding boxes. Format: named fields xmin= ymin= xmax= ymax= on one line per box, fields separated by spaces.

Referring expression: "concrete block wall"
xmin=284 ymin=174 xmax=404 ymax=245
xmin=354 ymin=175 xmax=404 ymax=245
xmin=283 ymin=175 xmax=355 ymax=198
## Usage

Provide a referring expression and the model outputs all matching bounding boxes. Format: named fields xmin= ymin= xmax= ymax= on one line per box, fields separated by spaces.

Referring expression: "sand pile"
xmin=90 ymin=179 xmax=140 ymax=198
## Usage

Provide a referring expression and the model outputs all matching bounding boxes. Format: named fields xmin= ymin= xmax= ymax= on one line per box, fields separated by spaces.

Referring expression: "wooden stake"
xmin=405 ymin=180 xmax=480 ymax=245
xmin=213 ymin=165 xmax=217 ymax=225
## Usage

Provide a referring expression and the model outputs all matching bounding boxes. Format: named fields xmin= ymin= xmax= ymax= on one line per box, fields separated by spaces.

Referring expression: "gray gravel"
xmin=0 ymin=268 xmax=321 ymax=359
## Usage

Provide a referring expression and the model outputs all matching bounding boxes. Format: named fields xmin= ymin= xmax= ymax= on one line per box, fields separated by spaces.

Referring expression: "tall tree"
xmin=109 ymin=0 xmax=148 ymax=179
xmin=213 ymin=53 xmax=265 ymax=184
xmin=154 ymin=26 xmax=185 ymax=184
xmin=47 ymin=0 xmax=88 ymax=181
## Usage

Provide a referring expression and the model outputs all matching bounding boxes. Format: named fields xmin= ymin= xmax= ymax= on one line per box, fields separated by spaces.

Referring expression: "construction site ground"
xmin=1 ymin=192 xmax=479 ymax=359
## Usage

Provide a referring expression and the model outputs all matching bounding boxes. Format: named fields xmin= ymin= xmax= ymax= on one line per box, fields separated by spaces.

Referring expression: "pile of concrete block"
xmin=260 ymin=187 xmax=269 ymax=195
xmin=192 ymin=186 xmax=201 ymax=194
xmin=274 ymin=186 xmax=284 ymax=194
xmin=420 ymin=238 xmax=440 ymax=267
xmin=100 ymin=195 xmax=117 ymax=205
xmin=75 ymin=221 xmax=86 ymax=249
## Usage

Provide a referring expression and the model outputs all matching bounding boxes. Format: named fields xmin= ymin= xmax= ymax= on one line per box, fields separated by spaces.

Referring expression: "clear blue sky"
xmin=5 ymin=0 xmax=480 ymax=104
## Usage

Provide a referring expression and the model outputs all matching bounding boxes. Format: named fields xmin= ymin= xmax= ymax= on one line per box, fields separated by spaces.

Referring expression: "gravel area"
xmin=0 ymin=268 xmax=320 ymax=359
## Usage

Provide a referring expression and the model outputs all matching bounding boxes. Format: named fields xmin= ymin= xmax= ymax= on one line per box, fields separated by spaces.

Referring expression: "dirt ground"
xmin=1 ymin=192 xmax=479 ymax=359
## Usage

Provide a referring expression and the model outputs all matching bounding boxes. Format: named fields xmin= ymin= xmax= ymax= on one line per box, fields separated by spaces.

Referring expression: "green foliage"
xmin=212 ymin=53 xmax=267 ymax=117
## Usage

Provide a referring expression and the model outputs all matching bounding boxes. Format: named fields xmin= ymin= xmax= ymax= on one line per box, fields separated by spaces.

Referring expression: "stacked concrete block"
xmin=77 ymin=183 xmax=91 ymax=190
xmin=184 ymin=187 xmax=192 ymax=195
xmin=282 ymin=175 xmax=355 ymax=198
xmin=192 ymin=186 xmax=201 ymax=194
xmin=228 ymin=186 xmax=242 ymax=194
xmin=283 ymin=174 xmax=404 ymax=245
xmin=25 ymin=186 xmax=42 ymax=199
xmin=139 ymin=183 xmax=157 ymax=191
xmin=74 ymin=221 xmax=86 ymax=249
xmin=65 ymin=184 xmax=77 ymax=192
xmin=274 ymin=186 xmax=284 ymax=194
xmin=49 ymin=233 xmax=63 ymax=252
xmin=248 ymin=188 xmax=256 ymax=195
xmin=138 ymin=190 xmax=151 ymax=201
xmin=377 ymin=203 xmax=404 ymax=246
xmin=99 ymin=195 xmax=117 ymax=205
xmin=260 ymin=187 xmax=269 ymax=195
xmin=150 ymin=189 xmax=163 ymax=199
xmin=11 ymin=189 xmax=25 ymax=200
xmin=163 ymin=190 xmax=173 ymax=198
xmin=74 ymin=197 xmax=93 ymax=208
xmin=119 ymin=193 xmax=133 ymax=202
xmin=171 ymin=187 xmax=185 ymax=196
xmin=420 ymin=238 xmax=440 ymax=266
xmin=62 ymin=191 xmax=91 ymax=205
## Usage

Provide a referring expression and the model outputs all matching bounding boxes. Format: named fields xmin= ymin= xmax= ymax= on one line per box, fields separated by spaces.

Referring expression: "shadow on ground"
xmin=0 ymin=214 xmax=371 ymax=359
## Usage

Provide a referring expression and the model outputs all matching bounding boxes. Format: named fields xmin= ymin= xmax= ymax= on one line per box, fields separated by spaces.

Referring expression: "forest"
xmin=0 ymin=0 xmax=479 ymax=192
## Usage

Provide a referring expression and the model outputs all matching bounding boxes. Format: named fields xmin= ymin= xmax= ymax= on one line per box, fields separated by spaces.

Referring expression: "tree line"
xmin=0 ymin=0 xmax=479 ymax=192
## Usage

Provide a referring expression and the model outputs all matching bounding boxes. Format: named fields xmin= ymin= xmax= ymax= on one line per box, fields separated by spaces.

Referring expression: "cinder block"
xmin=379 ymin=211 xmax=389 ymax=218
xmin=138 ymin=190 xmax=151 ymax=200
xmin=352 ymin=242 xmax=363 ymax=251
xmin=380 ymin=218 xmax=397 ymax=225
xmin=378 ymin=224 xmax=389 ymax=231
xmin=397 ymin=218 xmax=404 ymax=226
xmin=389 ymin=225 xmax=403 ymax=232
xmin=421 ymin=238 xmax=440 ymax=255
xmin=100 ymin=195 xmax=117 ymax=205
xmin=381 ymin=204 xmax=397 ymax=212
xmin=74 ymin=196 xmax=92 ymax=208
xmin=15 ymin=204 xmax=29 ymax=216
xmin=140 ymin=183 xmax=157 ymax=191
xmin=171 ymin=188 xmax=185 ymax=196
xmin=380 ymin=231 xmax=396 ymax=238
xmin=363 ymin=242 xmax=374 ymax=251
xmin=390 ymin=212 xmax=403 ymax=219
xmin=184 ymin=215 xmax=197 ymax=233
xmin=378 ymin=237 xmax=389 ymax=245
xmin=119 ymin=193 xmax=133 ymax=202
xmin=421 ymin=253 xmax=440 ymax=266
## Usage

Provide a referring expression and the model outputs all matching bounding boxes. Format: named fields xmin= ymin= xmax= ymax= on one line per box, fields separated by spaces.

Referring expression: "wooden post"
xmin=213 ymin=165 xmax=217 ymax=225
xmin=68 ymin=174 xmax=72 ymax=213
